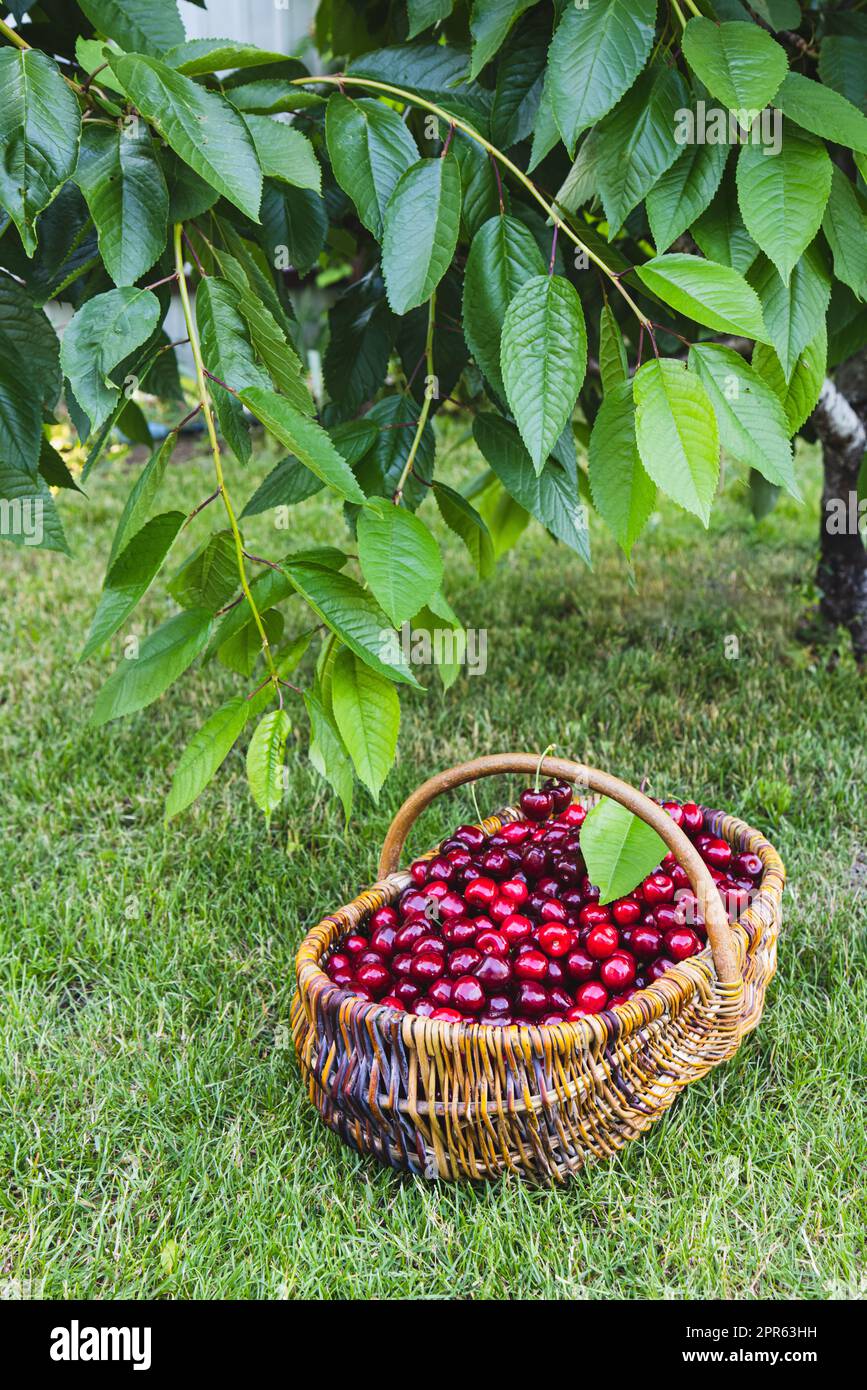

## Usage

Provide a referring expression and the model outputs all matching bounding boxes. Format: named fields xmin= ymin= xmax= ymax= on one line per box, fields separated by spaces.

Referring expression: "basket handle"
xmin=378 ymin=753 xmax=740 ymax=985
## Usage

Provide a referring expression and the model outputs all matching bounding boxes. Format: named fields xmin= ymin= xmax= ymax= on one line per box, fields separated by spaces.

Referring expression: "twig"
xmin=394 ymin=291 xmax=437 ymax=504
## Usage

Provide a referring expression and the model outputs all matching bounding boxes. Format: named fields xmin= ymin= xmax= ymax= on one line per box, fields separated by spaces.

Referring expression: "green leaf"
xmin=216 ymin=253 xmax=313 ymax=416
xmin=410 ymin=588 xmax=467 ymax=690
xmin=580 ymin=798 xmax=669 ymax=904
xmin=357 ymin=498 xmax=443 ymax=628
xmin=752 ymin=325 xmax=827 ymax=436
xmin=38 ymin=437 xmax=82 ymax=493
xmin=163 ymin=40 xmax=300 ymax=77
xmin=60 ymin=288 xmax=160 ymax=433
xmin=588 ymin=381 xmax=656 ymax=556
xmin=0 ymin=460 xmax=69 ymax=554
xmin=473 ymin=413 xmax=590 ymax=562
xmin=500 ymin=274 xmax=587 ymax=473
xmin=165 ymin=696 xmax=250 ymax=820
xmin=241 ymin=457 xmax=323 ymax=517
xmin=822 ymin=166 xmax=867 ymax=300
xmin=79 ymin=0 xmax=184 ymax=56
xmin=356 ymin=395 xmax=434 ymax=512
xmin=462 ymin=213 xmax=546 ymax=399
xmin=331 ymin=647 xmax=400 ymax=801
xmin=636 ymin=253 xmax=769 ymax=341
xmin=0 ymin=48 xmax=82 ymax=254
xmin=548 ymin=0 xmax=657 ymax=155
xmin=243 ymin=117 xmax=321 ymax=191
xmin=687 ymin=343 xmax=798 ymax=496
xmin=749 ymin=468 xmax=780 ymax=522
xmin=470 ymin=0 xmax=537 ymax=78
xmin=598 ymin=305 xmax=629 ymax=394
xmin=647 ymin=137 xmax=728 ymax=253
xmin=381 ymin=155 xmax=462 ymax=315
xmin=107 ymin=435 xmax=175 ymax=570
xmin=325 ymin=95 xmax=418 ymax=241
xmin=246 ymin=709 xmax=291 ymax=820
xmin=111 ymin=53 xmax=262 ymax=221
xmin=692 ymin=165 xmax=758 ymax=276
xmin=72 ymin=122 xmax=167 ymax=287
xmin=490 ymin=15 xmax=547 ymax=149
xmin=408 ymin=0 xmax=454 ymax=39
xmin=81 ymin=511 xmax=185 ymax=661
xmin=323 ymin=272 xmax=396 ymax=415
xmin=202 ymin=553 xmax=341 ymax=662
xmin=749 ymin=245 xmax=831 ymax=379
xmin=197 ymin=276 xmax=271 ymax=464
xmin=259 ymin=182 xmax=327 ymax=276
xmin=682 ymin=17 xmax=788 ymax=116
xmin=92 ymin=608 xmax=212 ymax=725
xmin=467 ymin=470 xmax=530 ymax=558
xmin=633 ymin=359 xmax=720 ymax=525
xmin=167 ymin=531 xmax=239 ymax=613
xmin=218 ymin=609 xmax=284 ymax=678
xmin=819 ymin=36 xmax=867 ymax=115
xmin=305 ymin=692 xmax=353 ymax=821
xmin=453 ymin=133 xmax=500 ymax=242
xmin=433 ymin=481 xmax=495 ymax=578
xmin=774 ymin=71 xmax=867 ymax=156
xmin=0 ymin=279 xmax=61 ymax=477
xmin=282 ymin=561 xmax=421 ymax=687
xmin=594 ymin=65 xmax=688 ymax=235
xmin=736 ymin=124 xmax=832 ymax=285
xmin=239 ymin=387 xmax=366 ymax=504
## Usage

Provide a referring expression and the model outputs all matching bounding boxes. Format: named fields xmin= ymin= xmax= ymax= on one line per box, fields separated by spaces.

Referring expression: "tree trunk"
xmin=810 ymin=358 xmax=867 ymax=664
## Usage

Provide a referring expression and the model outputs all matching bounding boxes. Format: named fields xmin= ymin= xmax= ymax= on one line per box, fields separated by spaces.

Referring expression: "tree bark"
xmin=810 ymin=357 xmax=867 ymax=664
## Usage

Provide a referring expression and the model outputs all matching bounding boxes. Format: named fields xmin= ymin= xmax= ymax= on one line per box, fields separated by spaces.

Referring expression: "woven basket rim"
xmin=295 ymin=802 xmax=785 ymax=1053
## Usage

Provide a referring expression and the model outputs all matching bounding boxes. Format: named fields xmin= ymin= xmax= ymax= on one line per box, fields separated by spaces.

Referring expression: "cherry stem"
xmin=185 ymin=487 xmax=221 ymax=526
xmin=548 ymin=224 xmax=559 ymax=276
xmin=441 ymin=121 xmax=456 ymax=158
xmin=171 ymin=404 xmax=203 ymax=435
xmin=534 ymin=744 xmax=557 ymax=792
xmin=182 ymin=228 xmax=207 ymax=278
xmin=394 ymin=289 xmax=437 ymax=504
xmin=490 ymin=152 xmax=505 ymax=214
xmin=143 ymin=271 xmax=179 ymax=293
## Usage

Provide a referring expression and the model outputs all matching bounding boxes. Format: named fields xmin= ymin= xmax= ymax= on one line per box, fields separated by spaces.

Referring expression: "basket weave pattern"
xmin=292 ymin=788 xmax=784 ymax=1183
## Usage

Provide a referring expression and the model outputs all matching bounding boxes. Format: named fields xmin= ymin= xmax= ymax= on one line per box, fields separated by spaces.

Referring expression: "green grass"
xmin=1 ymin=424 xmax=865 ymax=1300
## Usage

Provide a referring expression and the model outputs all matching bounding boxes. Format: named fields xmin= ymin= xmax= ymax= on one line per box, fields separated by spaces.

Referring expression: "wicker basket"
xmin=292 ymin=755 xmax=785 ymax=1182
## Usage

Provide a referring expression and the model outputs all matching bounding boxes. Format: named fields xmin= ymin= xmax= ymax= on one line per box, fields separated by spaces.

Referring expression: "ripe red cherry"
xmin=642 ymin=872 xmax=675 ymax=905
xmin=612 ymin=898 xmax=641 ymax=926
xmin=410 ymin=954 xmax=444 ymax=984
xmin=426 ymin=855 xmax=455 ymax=884
xmin=475 ymin=929 xmax=508 ymax=958
xmin=356 ymin=962 xmax=391 ymax=995
xmin=441 ymin=916 xmax=477 ymax=946
xmin=572 ymin=981 xmax=609 ymax=1015
xmin=452 ymin=975 xmax=485 ymax=1014
xmin=424 ymin=881 xmax=450 ymax=901
xmin=476 ymin=955 xmax=512 ymax=992
xmin=565 ymin=946 xmax=596 ymax=981
xmin=358 ymin=950 xmax=385 ymax=967
xmin=379 ymin=994 xmax=404 ymax=1011
xmin=344 ymin=934 xmax=368 ymax=958
xmin=489 ymin=895 xmax=514 ymax=924
xmin=662 ymin=801 xmax=685 ymax=828
xmin=654 ymin=904 xmax=678 ymax=932
xmin=558 ymin=803 xmax=586 ymax=827
xmin=537 ymin=922 xmax=571 ymax=957
xmin=454 ymin=824 xmax=486 ymax=851
xmin=392 ymin=952 xmax=414 ymax=979
xmin=546 ymin=957 xmax=567 ymax=986
xmin=610 ymin=989 xmax=637 ymax=1006
xmin=448 ymin=947 xmax=481 ymax=977
xmin=520 ymin=788 xmax=554 ymax=822
xmin=549 ymin=986 xmax=573 ymax=1014
xmin=520 ymin=844 xmax=549 ymax=879
xmin=703 ymin=837 xmax=733 ymax=870
xmin=431 ymin=1007 xmax=463 ymax=1022
xmin=671 ymin=864 xmax=690 ymax=889
xmin=501 ymin=912 xmax=533 ymax=947
xmin=446 ymin=848 xmax=472 ymax=871
xmin=514 ymin=948 xmax=548 ymax=982
xmin=600 ymin=952 xmax=636 ymax=989
xmin=516 ymin=981 xmax=549 ymax=1016
xmin=631 ymin=925 xmax=663 ymax=960
xmin=427 ymin=979 xmax=454 ymax=1008
xmin=438 ymin=890 xmax=467 ymax=919
xmin=329 ymin=952 xmax=351 ymax=974
xmin=370 ymin=906 xmax=398 ymax=932
xmin=499 ymin=820 xmax=533 ymax=844
xmin=486 ymin=994 xmax=512 ymax=1017
xmin=543 ymin=778 xmax=574 ymax=814
xmin=578 ymin=903 xmax=610 ymax=929
xmin=541 ymin=1013 xmax=565 ymax=1025
xmin=399 ymin=888 xmax=432 ymax=918
xmin=410 ymin=860 xmax=429 ymax=885
xmin=681 ymin=802 xmax=704 ymax=834
xmin=648 ymin=956 xmax=676 ymax=980
xmin=500 ymin=878 xmax=528 ymax=906
xmin=586 ymin=924 xmax=619 ymax=959
xmin=370 ymin=924 xmax=397 ymax=957
xmin=414 ymin=998 xmax=435 ymax=1017
xmin=331 ymin=968 xmax=354 ymax=987
xmin=734 ymin=852 xmax=763 ymax=879
xmin=481 ymin=849 xmax=511 ymax=878
xmin=464 ymin=877 xmax=498 ymax=909
xmin=664 ymin=927 xmax=702 ymax=961
xmin=480 ymin=1013 xmax=513 ymax=1026
xmin=412 ymin=935 xmax=445 ymax=959
xmin=394 ymin=980 xmax=420 ymax=1006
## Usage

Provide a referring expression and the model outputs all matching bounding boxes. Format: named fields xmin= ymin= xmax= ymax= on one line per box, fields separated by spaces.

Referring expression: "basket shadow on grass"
xmin=0 ymin=429 xmax=865 ymax=1298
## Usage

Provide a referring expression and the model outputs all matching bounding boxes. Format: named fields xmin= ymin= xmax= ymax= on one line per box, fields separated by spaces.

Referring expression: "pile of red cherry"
xmin=324 ymin=780 xmax=763 ymax=1026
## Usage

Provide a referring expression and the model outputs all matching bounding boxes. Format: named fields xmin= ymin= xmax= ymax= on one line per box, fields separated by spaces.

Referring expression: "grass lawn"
xmin=1 ymin=421 xmax=865 ymax=1300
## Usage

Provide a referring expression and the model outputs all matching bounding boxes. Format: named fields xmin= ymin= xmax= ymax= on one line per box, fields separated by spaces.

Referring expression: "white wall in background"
xmin=180 ymin=0 xmax=316 ymax=50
